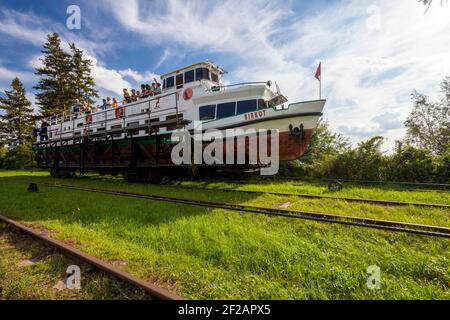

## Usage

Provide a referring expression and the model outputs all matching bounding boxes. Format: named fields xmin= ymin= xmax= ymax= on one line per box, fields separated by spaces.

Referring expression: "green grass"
xmin=0 ymin=224 xmax=150 ymax=300
xmin=3 ymin=171 xmax=448 ymax=228
xmin=0 ymin=170 xmax=448 ymax=299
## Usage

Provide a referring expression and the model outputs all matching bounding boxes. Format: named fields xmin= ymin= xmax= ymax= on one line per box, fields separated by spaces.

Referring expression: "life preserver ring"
xmin=85 ymin=114 xmax=93 ymax=124
xmin=183 ymin=88 xmax=193 ymax=100
xmin=83 ymin=126 xmax=89 ymax=135
xmin=115 ymin=107 xmax=123 ymax=118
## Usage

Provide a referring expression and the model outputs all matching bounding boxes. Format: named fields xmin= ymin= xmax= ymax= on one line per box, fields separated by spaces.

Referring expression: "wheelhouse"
xmin=161 ymin=61 xmax=225 ymax=92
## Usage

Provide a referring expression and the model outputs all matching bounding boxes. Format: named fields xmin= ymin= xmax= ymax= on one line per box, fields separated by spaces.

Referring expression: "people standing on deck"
xmin=106 ymin=97 xmax=112 ymax=109
xmin=40 ymin=118 xmax=49 ymax=142
xmin=82 ymin=101 xmax=92 ymax=114
xmin=123 ymin=88 xmax=131 ymax=104
xmin=131 ymin=89 xmax=138 ymax=102
xmin=101 ymin=98 xmax=108 ymax=110
xmin=72 ymin=99 xmax=81 ymax=114
xmin=152 ymin=77 xmax=162 ymax=95
xmin=140 ymin=84 xmax=147 ymax=98
xmin=112 ymin=98 xmax=119 ymax=109
xmin=154 ymin=82 xmax=162 ymax=95
xmin=151 ymin=83 xmax=157 ymax=96
xmin=146 ymin=84 xmax=152 ymax=96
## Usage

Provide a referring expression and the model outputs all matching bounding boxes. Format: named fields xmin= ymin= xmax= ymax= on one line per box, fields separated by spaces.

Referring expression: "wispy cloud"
xmin=0 ymin=8 xmax=137 ymax=100
xmin=103 ymin=0 xmax=450 ymax=148
xmin=118 ymin=68 xmax=159 ymax=83
xmin=1 ymin=0 xmax=449 ymax=150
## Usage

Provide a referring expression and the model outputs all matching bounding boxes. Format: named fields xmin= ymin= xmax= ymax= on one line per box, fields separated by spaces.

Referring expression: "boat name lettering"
xmin=244 ymin=110 xmax=266 ymax=121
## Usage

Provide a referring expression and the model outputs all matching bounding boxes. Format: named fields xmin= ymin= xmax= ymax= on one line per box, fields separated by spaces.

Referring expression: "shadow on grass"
xmin=0 ymin=177 xmax=200 ymax=225
xmin=0 ymin=172 xmax=255 ymax=230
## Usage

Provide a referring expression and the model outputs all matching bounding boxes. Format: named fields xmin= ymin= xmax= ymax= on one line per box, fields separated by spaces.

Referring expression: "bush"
xmin=387 ymin=145 xmax=435 ymax=182
xmin=433 ymin=148 xmax=450 ymax=183
xmin=2 ymin=143 xmax=34 ymax=169
xmin=283 ymin=135 xmax=448 ymax=183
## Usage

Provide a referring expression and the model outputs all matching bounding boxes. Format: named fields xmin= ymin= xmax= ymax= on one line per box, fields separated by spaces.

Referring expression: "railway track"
xmin=169 ymin=184 xmax=450 ymax=210
xmin=196 ymin=176 xmax=450 ymax=193
xmin=260 ymin=176 xmax=450 ymax=190
xmin=30 ymin=181 xmax=450 ymax=238
xmin=0 ymin=214 xmax=182 ymax=300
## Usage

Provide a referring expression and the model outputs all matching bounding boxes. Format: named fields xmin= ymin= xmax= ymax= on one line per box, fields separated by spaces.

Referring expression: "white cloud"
xmin=0 ymin=65 xmax=34 ymax=83
xmin=118 ymin=68 xmax=159 ymax=83
xmin=372 ymin=112 xmax=404 ymax=131
xmin=103 ymin=0 xmax=450 ymax=150
xmin=1 ymin=1 xmax=449 ymax=151
xmin=0 ymin=9 xmax=138 ymax=101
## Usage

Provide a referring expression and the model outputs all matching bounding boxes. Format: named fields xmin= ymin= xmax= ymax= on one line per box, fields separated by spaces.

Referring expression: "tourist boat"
xmin=34 ymin=61 xmax=325 ymax=181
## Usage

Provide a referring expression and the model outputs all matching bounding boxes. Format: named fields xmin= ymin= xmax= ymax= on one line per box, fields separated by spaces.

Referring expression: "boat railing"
xmin=206 ymin=81 xmax=270 ymax=93
xmin=38 ymin=91 xmax=181 ymax=145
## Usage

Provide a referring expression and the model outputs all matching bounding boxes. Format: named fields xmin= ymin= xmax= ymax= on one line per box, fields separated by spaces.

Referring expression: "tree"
xmin=34 ymin=33 xmax=72 ymax=117
xmin=419 ymin=0 xmax=448 ymax=9
xmin=0 ymin=77 xmax=34 ymax=146
xmin=333 ymin=136 xmax=387 ymax=181
xmin=405 ymin=78 xmax=450 ymax=155
xmin=387 ymin=142 xmax=435 ymax=182
xmin=68 ymin=43 xmax=98 ymax=104
xmin=301 ymin=119 xmax=350 ymax=164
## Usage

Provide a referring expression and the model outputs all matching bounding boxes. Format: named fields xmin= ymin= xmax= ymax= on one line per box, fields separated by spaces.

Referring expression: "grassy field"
xmin=0 ymin=170 xmax=448 ymax=299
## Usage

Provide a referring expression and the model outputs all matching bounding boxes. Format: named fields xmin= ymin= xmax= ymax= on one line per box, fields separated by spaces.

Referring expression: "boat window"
xmin=163 ymin=79 xmax=166 ymax=89
xmin=195 ymin=68 xmax=210 ymax=81
xmin=111 ymin=124 xmax=122 ymax=138
xmin=126 ymin=121 xmax=140 ymax=136
xmin=144 ymin=117 xmax=160 ymax=133
xmin=211 ymin=72 xmax=219 ymax=83
xmin=216 ymin=102 xmax=236 ymax=119
xmin=166 ymin=114 xmax=183 ymax=131
xmin=199 ymin=105 xmax=216 ymax=121
xmin=166 ymin=76 xmax=174 ymax=89
xmin=258 ymin=99 xmax=266 ymax=109
xmin=184 ymin=70 xmax=195 ymax=83
xmin=176 ymin=74 xmax=183 ymax=89
xmin=237 ymin=100 xmax=257 ymax=115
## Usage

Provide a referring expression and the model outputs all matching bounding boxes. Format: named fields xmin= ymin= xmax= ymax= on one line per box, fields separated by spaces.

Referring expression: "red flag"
xmin=315 ymin=62 xmax=321 ymax=81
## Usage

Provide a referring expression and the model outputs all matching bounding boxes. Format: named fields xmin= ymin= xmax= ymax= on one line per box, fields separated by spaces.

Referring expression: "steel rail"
xmin=0 ymin=214 xmax=182 ymax=300
xmin=31 ymin=182 xmax=450 ymax=238
xmin=260 ymin=176 xmax=450 ymax=190
xmin=168 ymin=184 xmax=450 ymax=210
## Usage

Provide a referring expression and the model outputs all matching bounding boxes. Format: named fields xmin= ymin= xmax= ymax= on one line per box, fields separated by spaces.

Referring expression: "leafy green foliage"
xmin=405 ymin=86 xmax=449 ymax=155
xmin=281 ymin=76 xmax=450 ymax=183
xmin=386 ymin=142 xmax=435 ymax=182
xmin=0 ymin=78 xmax=34 ymax=146
xmin=301 ymin=119 xmax=350 ymax=164
xmin=34 ymin=33 xmax=98 ymax=116
xmin=1 ymin=143 xmax=34 ymax=169
xmin=34 ymin=33 xmax=73 ymax=117
xmin=68 ymin=43 xmax=98 ymax=104
xmin=332 ymin=136 xmax=387 ymax=181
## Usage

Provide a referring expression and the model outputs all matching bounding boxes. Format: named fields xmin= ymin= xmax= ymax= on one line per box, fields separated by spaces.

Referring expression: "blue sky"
xmin=0 ymin=0 xmax=449 ymax=150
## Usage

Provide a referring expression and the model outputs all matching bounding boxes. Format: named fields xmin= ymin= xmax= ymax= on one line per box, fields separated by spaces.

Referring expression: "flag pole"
xmin=319 ymin=76 xmax=322 ymax=100
xmin=320 ymin=62 xmax=322 ymax=100
xmin=315 ymin=62 xmax=322 ymax=100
